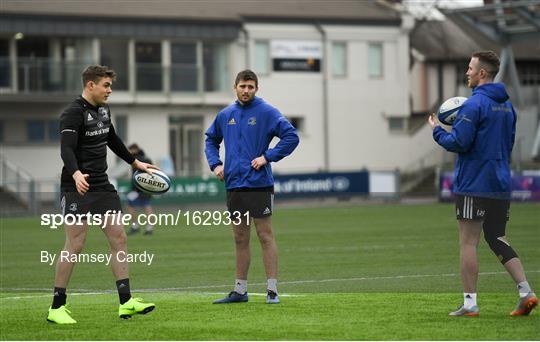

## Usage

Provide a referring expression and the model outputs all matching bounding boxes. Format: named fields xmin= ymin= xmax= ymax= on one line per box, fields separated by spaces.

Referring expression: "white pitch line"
xmin=3 ymin=270 xmax=539 ymax=300
xmin=0 ymin=292 xmax=303 ymax=300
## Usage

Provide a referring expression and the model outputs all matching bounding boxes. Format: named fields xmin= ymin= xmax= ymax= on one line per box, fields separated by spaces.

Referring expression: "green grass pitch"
xmin=1 ymin=203 xmax=539 ymax=340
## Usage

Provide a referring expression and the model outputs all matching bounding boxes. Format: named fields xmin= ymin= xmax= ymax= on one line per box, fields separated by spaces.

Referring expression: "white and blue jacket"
xmin=205 ymin=96 xmax=299 ymax=190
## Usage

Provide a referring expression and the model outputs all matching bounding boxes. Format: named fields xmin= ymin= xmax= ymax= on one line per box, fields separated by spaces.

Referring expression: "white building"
xmin=1 ymin=0 xmax=430 ymax=186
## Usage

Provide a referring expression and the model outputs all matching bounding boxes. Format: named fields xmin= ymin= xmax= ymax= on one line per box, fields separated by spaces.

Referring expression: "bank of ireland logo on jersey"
xmin=248 ymin=117 xmax=256 ymax=126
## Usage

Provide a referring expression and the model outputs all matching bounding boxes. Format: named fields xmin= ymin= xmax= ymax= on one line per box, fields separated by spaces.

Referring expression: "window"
xmin=0 ymin=39 xmax=9 ymax=88
xmin=254 ymin=41 xmax=270 ymax=75
xmin=17 ymin=37 xmax=49 ymax=92
xmin=287 ymin=116 xmax=305 ymax=133
xmin=114 ymin=115 xmax=128 ymax=142
xmin=368 ymin=43 xmax=383 ymax=78
xmin=47 ymin=120 xmax=60 ymax=142
xmin=388 ymin=117 xmax=405 ymax=132
xmin=455 ymin=61 xmax=468 ymax=87
xmin=25 ymin=120 xmax=60 ymax=143
xmin=27 ymin=120 xmax=45 ymax=142
xmin=136 ymin=42 xmax=162 ymax=91
xmin=203 ymin=43 xmax=228 ymax=92
xmin=101 ymin=39 xmax=129 ymax=90
xmin=332 ymin=42 xmax=346 ymax=77
xmin=518 ymin=61 xmax=540 ymax=85
xmin=171 ymin=42 xmax=198 ymax=92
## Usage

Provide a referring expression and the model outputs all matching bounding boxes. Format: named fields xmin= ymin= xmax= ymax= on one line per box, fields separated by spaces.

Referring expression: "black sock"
xmin=116 ymin=278 xmax=131 ymax=304
xmin=51 ymin=287 xmax=66 ymax=309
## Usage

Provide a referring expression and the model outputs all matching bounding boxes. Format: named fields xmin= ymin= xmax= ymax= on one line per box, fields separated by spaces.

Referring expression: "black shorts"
xmin=61 ymin=184 xmax=122 ymax=217
xmin=226 ymin=186 xmax=274 ymax=219
xmin=455 ymin=195 xmax=510 ymax=221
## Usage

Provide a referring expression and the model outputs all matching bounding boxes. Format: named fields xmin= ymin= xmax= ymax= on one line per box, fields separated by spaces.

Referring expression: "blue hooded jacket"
xmin=205 ymin=96 xmax=299 ymax=190
xmin=433 ymin=83 xmax=516 ymax=199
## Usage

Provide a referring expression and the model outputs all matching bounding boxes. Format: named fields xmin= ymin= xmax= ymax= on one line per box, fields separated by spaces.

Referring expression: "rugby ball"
xmin=133 ymin=170 xmax=171 ymax=194
xmin=437 ymin=96 xmax=468 ymax=126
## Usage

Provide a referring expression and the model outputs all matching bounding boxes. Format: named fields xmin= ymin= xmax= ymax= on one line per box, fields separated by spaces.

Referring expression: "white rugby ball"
xmin=437 ymin=96 xmax=468 ymax=126
xmin=133 ymin=170 xmax=171 ymax=194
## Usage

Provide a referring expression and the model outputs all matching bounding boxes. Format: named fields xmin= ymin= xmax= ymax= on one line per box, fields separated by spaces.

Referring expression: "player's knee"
xmin=110 ymin=230 xmax=127 ymax=250
xmin=256 ymin=230 xmax=274 ymax=245
xmin=484 ymin=234 xmax=518 ymax=264
xmin=234 ymin=234 xmax=250 ymax=247
xmin=67 ymin=241 xmax=85 ymax=254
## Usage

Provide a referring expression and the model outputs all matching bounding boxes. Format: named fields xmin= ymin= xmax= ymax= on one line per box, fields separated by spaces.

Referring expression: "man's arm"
xmin=60 ymin=107 xmax=89 ymax=195
xmin=107 ymin=124 xmax=135 ymax=164
xmin=430 ymin=103 xmax=478 ymax=153
xmin=107 ymin=124 xmax=158 ymax=173
xmin=263 ymin=115 xmax=299 ymax=163
xmin=204 ymin=115 xmax=224 ymax=178
xmin=253 ymin=113 xmax=299 ymax=171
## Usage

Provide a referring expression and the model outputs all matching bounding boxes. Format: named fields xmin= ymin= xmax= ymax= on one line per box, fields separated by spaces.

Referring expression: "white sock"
xmin=517 ymin=281 xmax=532 ymax=298
xmin=234 ymin=279 xmax=247 ymax=294
xmin=267 ymin=278 xmax=278 ymax=294
xmin=463 ymin=293 xmax=477 ymax=309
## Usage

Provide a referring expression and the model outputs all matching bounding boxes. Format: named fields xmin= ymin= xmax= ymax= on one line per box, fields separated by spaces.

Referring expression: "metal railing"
xmin=1 ymin=58 xmax=227 ymax=95
xmin=0 ymin=154 xmax=37 ymax=213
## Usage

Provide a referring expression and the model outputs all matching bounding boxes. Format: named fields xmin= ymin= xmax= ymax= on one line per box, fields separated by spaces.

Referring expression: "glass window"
xmin=203 ymin=43 xmax=228 ymax=92
xmin=101 ymin=39 xmax=129 ymax=90
xmin=518 ymin=61 xmax=540 ymax=85
xmin=388 ymin=117 xmax=405 ymax=131
xmin=332 ymin=42 xmax=346 ymax=77
xmin=17 ymin=37 xmax=49 ymax=92
xmin=455 ymin=62 xmax=468 ymax=87
xmin=0 ymin=39 xmax=9 ymax=88
xmin=368 ymin=43 xmax=383 ymax=78
xmin=136 ymin=42 xmax=162 ymax=91
xmin=27 ymin=120 xmax=45 ymax=142
xmin=114 ymin=115 xmax=128 ymax=142
xmin=254 ymin=41 xmax=269 ymax=75
xmin=47 ymin=120 xmax=60 ymax=142
xmin=171 ymin=42 xmax=198 ymax=92
xmin=286 ymin=116 xmax=305 ymax=133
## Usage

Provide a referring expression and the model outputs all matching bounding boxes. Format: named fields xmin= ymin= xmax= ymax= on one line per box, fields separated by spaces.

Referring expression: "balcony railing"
xmin=0 ymin=58 xmax=226 ymax=96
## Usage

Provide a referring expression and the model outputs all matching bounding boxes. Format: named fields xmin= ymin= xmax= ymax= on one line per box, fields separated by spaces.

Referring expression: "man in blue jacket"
xmin=429 ymin=51 xmax=537 ymax=316
xmin=205 ymin=70 xmax=299 ymax=304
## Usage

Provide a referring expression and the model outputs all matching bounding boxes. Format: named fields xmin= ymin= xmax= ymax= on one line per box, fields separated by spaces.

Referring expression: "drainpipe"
xmin=315 ymin=23 xmax=329 ymax=172
xmin=240 ymin=26 xmax=250 ymax=69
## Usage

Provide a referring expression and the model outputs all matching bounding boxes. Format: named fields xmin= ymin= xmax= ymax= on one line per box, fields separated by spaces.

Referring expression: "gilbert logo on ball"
xmin=133 ymin=170 xmax=171 ymax=194
xmin=437 ymin=96 xmax=468 ymax=126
